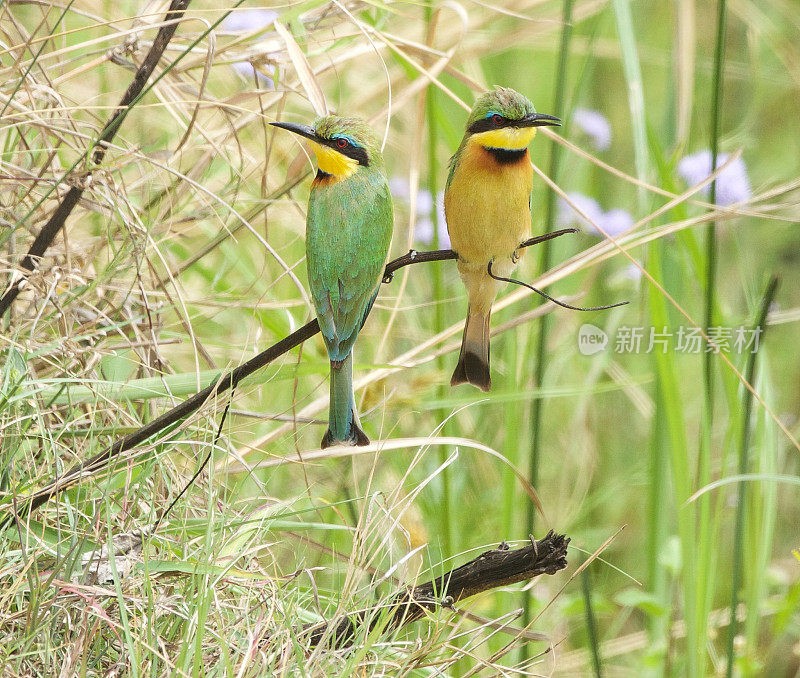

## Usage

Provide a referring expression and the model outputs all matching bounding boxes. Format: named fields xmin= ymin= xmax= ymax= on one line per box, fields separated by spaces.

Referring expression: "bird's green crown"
xmin=465 ymin=87 xmax=537 ymax=131
xmin=446 ymin=87 xmax=560 ymax=185
xmin=313 ymin=115 xmax=384 ymax=168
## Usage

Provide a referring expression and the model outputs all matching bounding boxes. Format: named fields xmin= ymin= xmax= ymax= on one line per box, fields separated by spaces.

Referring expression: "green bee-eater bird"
xmin=445 ymin=87 xmax=560 ymax=391
xmin=271 ymin=115 xmax=393 ymax=448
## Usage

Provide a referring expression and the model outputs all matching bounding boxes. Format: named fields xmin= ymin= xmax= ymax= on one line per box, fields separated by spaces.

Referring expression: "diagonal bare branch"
xmin=0 ymin=230 xmax=584 ymax=526
xmin=0 ymin=0 xmax=193 ymax=319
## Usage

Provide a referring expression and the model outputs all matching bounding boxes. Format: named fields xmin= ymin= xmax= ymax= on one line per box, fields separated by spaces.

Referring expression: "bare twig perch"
xmin=301 ymin=531 xmax=570 ymax=648
xmin=1 ymin=230 xmax=579 ymax=526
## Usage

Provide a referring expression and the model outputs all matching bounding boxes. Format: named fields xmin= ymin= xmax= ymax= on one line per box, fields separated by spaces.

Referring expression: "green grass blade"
xmin=725 ymin=276 xmax=779 ymax=677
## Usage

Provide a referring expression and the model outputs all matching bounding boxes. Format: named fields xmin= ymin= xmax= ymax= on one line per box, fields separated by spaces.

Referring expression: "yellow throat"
xmin=471 ymin=125 xmax=537 ymax=151
xmin=308 ymin=140 xmax=359 ymax=179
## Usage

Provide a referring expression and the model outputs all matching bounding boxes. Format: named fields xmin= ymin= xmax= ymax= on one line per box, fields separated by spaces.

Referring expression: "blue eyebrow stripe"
xmin=332 ymin=134 xmax=360 ymax=148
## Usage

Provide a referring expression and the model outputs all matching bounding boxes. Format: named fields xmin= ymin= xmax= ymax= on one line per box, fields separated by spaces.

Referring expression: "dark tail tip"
xmin=450 ymin=352 xmax=491 ymax=392
xmin=321 ymin=421 xmax=371 ymax=449
xmin=352 ymin=423 xmax=370 ymax=446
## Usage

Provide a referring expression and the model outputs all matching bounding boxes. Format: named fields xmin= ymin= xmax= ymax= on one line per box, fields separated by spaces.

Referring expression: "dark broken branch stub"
xmin=299 ymin=530 xmax=570 ymax=649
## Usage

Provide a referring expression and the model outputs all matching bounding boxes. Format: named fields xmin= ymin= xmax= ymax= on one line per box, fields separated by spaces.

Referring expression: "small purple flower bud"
xmin=416 ymin=218 xmax=434 ymax=244
xmin=599 ymin=208 xmax=635 ymax=237
xmin=389 ymin=176 xmax=411 ymax=201
xmin=415 ymin=189 xmax=434 ymax=215
xmin=573 ymin=108 xmax=611 ymax=151
xmin=391 ymin=179 xmax=450 ymax=247
xmin=677 ymin=150 xmax=751 ymax=206
xmin=232 ymin=61 xmax=274 ymax=89
xmin=435 ymin=191 xmax=450 ymax=248
xmin=557 ymin=192 xmax=604 ymax=231
xmin=223 ymin=8 xmax=278 ymax=33
xmin=224 ymin=9 xmax=279 ymax=89
xmin=557 ymin=193 xmax=633 ymax=237
xmin=622 ymin=262 xmax=642 ymax=281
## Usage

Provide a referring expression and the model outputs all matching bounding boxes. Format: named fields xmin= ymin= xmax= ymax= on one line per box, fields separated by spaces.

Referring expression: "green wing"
xmin=306 ymin=170 xmax=393 ymax=363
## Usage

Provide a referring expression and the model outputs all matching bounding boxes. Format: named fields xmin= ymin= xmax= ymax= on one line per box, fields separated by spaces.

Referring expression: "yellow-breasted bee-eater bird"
xmin=445 ymin=87 xmax=560 ymax=391
xmin=271 ymin=115 xmax=393 ymax=448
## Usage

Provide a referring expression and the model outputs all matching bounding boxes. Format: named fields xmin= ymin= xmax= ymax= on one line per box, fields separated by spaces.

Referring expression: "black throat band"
xmin=485 ymin=147 xmax=528 ymax=164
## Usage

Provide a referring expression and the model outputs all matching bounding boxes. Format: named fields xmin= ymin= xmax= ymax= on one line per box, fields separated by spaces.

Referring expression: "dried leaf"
xmin=274 ymin=21 xmax=328 ymax=116
xmin=80 ymin=528 xmax=149 ymax=585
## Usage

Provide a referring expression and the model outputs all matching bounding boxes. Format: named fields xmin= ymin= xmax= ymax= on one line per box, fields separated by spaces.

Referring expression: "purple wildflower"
xmin=677 ymin=150 xmax=751 ymax=206
xmin=390 ymin=178 xmax=450 ymax=248
xmin=573 ymin=108 xmax=611 ymax=151
xmin=599 ymin=208 xmax=635 ymax=237
xmin=232 ymin=61 xmax=275 ymax=88
xmin=389 ymin=176 xmax=411 ymax=201
xmin=223 ymin=8 xmax=278 ymax=33
xmin=556 ymin=192 xmax=604 ymax=231
xmin=622 ymin=261 xmax=643 ymax=282
xmin=557 ymin=192 xmax=634 ymax=237
xmin=223 ymin=9 xmax=279 ymax=89
xmin=433 ymin=191 xmax=450 ymax=248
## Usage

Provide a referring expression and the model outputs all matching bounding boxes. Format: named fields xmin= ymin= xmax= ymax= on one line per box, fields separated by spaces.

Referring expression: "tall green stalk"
xmin=522 ymin=0 xmax=573 ymax=636
xmin=502 ymin=334 xmax=523 ymax=538
xmin=705 ymin=0 xmax=727 ymax=369
xmin=424 ymin=7 xmax=451 ymax=557
xmin=699 ymin=4 xmax=728 ymax=674
xmin=612 ymin=0 xmax=649 ymax=199
xmin=724 ymin=277 xmax=779 ymax=677
xmin=526 ymin=0 xmax=573 ymax=538
xmin=612 ymin=0 xmax=702 ymax=672
xmin=648 ymin=242 xmax=698 ymax=675
xmin=582 ymin=566 xmax=603 ymax=677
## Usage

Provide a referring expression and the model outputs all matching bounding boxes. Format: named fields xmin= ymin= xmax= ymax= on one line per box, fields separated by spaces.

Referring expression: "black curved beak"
xmin=518 ymin=112 xmax=562 ymax=128
xmin=269 ymin=121 xmax=318 ymax=141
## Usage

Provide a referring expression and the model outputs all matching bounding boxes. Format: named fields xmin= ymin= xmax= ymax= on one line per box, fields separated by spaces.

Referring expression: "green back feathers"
xmin=305 ymin=116 xmax=393 ymax=363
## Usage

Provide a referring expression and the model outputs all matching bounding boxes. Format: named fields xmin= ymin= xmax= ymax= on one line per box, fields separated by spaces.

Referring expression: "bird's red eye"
xmin=336 ymin=138 xmax=348 ymax=148
xmin=492 ymin=114 xmax=503 ymax=126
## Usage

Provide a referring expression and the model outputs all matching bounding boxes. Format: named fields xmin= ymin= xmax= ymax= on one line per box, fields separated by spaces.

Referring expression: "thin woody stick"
xmin=0 ymin=0 xmax=195 ymax=319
